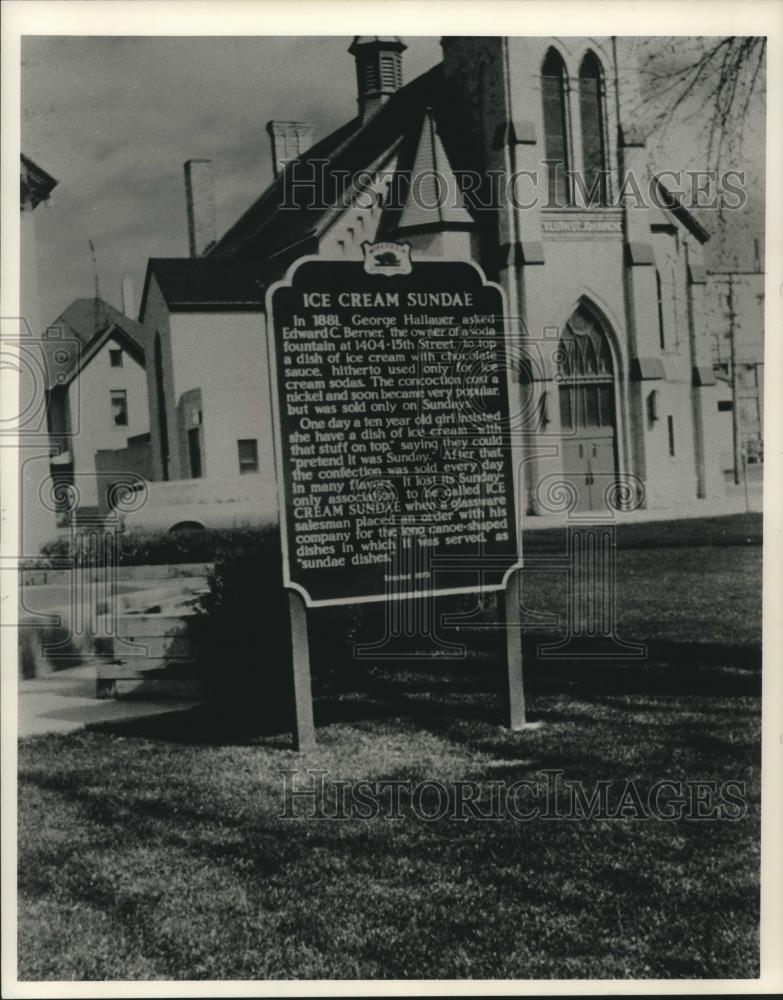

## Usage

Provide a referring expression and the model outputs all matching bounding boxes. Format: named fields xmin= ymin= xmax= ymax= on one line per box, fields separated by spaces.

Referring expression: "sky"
xmin=22 ymin=35 xmax=764 ymax=328
xmin=23 ymin=36 xmax=441 ymax=326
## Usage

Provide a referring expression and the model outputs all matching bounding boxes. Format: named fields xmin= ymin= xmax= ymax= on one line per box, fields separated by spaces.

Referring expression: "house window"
xmin=188 ymin=427 xmax=202 ymax=479
xmin=154 ymin=333 xmax=169 ymax=480
xmin=667 ymin=415 xmax=676 ymax=456
xmin=656 ymin=269 xmax=666 ymax=349
xmin=237 ymin=438 xmax=258 ymax=474
xmin=578 ymin=52 xmax=608 ymax=205
xmin=541 ymin=49 xmax=570 ymax=206
xmin=111 ymin=390 xmax=128 ymax=427
xmin=109 ymin=348 xmax=123 ymax=367
xmin=718 ymin=400 xmax=733 ymax=412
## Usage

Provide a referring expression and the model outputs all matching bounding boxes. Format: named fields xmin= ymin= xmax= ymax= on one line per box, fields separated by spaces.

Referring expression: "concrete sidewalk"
xmin=18 ymin=665 xmax=198 ymax=738
xmin=523 ymin=486 xmax=762 ymax=529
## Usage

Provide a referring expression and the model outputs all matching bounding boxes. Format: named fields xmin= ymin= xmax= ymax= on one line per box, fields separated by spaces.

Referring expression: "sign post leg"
xmin=287 ymin=590 xmax=316 ymax=751
xmin=503 ymin=569 xmax=526 ymax=730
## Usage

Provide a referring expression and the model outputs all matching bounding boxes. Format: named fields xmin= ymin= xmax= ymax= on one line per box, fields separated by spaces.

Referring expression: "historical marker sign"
xmin=266 ymin=245 xmax=520 ymax=607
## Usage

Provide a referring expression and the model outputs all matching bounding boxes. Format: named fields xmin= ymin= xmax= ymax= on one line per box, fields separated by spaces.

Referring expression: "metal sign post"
xmin=287 ymin=590 xmax=316 ymax=751
xmin=503 ymin=567 xmax=526 ymax=730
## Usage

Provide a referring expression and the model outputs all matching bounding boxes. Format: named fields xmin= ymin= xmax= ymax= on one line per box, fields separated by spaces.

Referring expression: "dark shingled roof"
xmin=43 ymin=297 xmax=146 ymax=389
xmin=46 ymin=297 xmax=145 ymax=349
xmin=207 ymin=64 xmax=464 ymax=262
xmin=139 ymin=258 xmax=267 ymax=321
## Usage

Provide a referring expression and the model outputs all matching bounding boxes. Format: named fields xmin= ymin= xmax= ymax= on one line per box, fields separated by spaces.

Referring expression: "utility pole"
xmin=727 ymin=274 xmax=742 ymax=486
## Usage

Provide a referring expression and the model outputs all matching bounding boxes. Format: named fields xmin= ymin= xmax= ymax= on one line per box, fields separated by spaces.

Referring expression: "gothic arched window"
xmin=578 ymin=51 xmax=608 ymax=205
xmin=557 ymin=306 xmax=615 ymax=431
xmin=541 ymin=49 xmax=570 ymax=206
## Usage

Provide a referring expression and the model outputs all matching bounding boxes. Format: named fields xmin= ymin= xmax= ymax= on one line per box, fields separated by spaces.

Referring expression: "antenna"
xmin=88 ymin=238 xmax=101 ymax=331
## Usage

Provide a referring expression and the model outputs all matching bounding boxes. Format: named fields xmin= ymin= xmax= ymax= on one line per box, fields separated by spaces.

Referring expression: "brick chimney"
xmin=184 ymin=159 xmax=217 ymax=258
xmin=266 ymin=121 xmax=314 ymax=177
xmin=349 ymin=36 xmax=406 ymax=121
xmin=121 ymin=277 xmax=136 ymax=319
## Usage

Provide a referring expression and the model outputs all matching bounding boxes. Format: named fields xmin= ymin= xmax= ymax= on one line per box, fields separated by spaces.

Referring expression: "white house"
xmin=45 ymin=297 xmax=149 ymax=515
xmin=137 ymin=259 xmax=270 ymax=486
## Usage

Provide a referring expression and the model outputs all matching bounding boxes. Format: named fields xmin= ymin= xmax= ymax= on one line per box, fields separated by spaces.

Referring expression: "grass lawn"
xmin=17 ymin=514 xmax=762 ymax=980
xmin=521 ymin=545 xmax=761 ymax=649
xmin=517 ymin=511 xmax=762 ymax=649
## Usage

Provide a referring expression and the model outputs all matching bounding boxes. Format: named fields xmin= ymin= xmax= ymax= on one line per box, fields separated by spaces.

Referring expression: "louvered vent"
xmin=361 ymin=62 xmax=379 ymax=91
xmin=379 ymin=54 xmax=401 ymax=89
xmin=349 ymin=37 xmax=406 ymax=120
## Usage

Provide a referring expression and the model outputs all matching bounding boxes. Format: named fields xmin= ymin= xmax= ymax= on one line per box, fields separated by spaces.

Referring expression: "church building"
xmin=138 ymin=36 xmax=725 ymax=519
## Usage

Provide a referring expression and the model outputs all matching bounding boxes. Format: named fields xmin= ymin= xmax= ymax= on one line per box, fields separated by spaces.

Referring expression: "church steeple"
xmin=348 ymin=36 xmax=407 ymax=121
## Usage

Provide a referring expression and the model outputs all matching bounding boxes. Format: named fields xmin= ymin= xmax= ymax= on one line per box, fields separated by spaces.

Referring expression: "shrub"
xmin=121 ymin=525 xmax=280 ymax=566
xmin=37 ymin=536 xmax=71 ymax=562
xmin=192 ymin=528 xmax=406 ymax=726
xmin=194 ymin=526 xmax=294 ymax=730
xmin=39 ymin=525 xmax=272 ymax=567
xmin=35 ymin=512 xmax=763 ymax=569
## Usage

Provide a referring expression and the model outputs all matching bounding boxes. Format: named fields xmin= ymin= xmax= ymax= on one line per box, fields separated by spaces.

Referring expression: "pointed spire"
xmin=397 ymin=109 xmax=474 ymax=231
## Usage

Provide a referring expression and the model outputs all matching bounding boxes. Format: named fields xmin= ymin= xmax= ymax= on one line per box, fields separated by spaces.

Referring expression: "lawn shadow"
xmin=85 ymin=705 xmax=299 ymax=746
xmin=85 ymin=630 xmax=760 ymax=749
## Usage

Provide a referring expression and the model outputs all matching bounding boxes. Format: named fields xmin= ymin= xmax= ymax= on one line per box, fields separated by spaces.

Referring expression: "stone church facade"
xmin=137 ymin=36 xmax=725 ymax=522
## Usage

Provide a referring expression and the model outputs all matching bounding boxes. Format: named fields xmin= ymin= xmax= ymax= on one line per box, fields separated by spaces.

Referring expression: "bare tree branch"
xmin=637 ymin=36 xmax=766 ymax=176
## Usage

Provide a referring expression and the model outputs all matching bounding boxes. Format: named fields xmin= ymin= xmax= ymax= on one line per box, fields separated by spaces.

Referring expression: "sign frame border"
xmin=264 ymin=250 xmax=524 ymax=610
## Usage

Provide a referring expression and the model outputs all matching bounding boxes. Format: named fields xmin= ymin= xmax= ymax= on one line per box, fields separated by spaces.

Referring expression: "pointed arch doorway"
xmin=557 ymin=304 xmax=619 ymax=512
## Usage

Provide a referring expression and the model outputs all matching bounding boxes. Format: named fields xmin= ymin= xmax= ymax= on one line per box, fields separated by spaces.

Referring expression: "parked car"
xmin=119 ymin=473 xmax=278 ymax=534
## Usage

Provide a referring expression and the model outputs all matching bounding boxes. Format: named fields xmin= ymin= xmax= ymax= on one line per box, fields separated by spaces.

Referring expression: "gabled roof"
xmin=46 ymin=297 xmax=145 ymax=349
xmin=138 ymin=258 xmax=267 ymax=321
xmin=207 ymin=64 xmax=465 ymax=261
xmin=207 ymin=115 xmax=363 ymax=260
xmin=43 ymin=297 xmax=146 ymax=389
